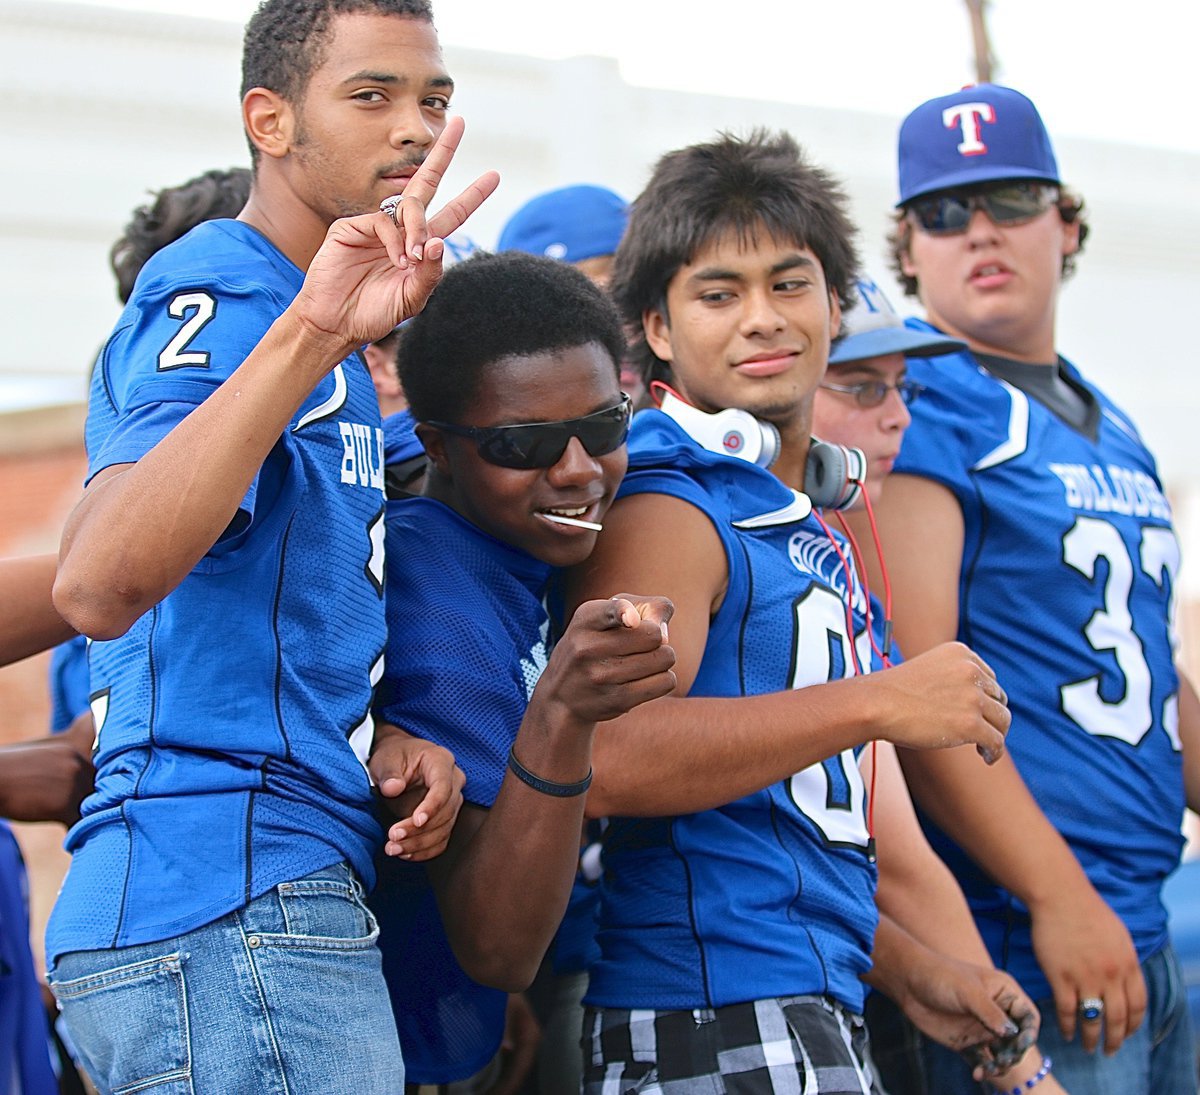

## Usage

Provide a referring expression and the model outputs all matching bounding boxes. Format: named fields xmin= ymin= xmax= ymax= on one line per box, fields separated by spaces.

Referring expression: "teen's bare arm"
xmin=870 ymin=472 xmax=1145 ymax=1055
xmin=56 ymin=121 xmax=498 ymax=638
xmin=565 ymin=491 xmax=1009 ymax=819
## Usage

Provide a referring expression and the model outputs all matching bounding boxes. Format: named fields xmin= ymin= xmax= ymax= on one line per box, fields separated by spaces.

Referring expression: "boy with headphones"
xmin=565 ymin=130 xmax=1054 ymax=1094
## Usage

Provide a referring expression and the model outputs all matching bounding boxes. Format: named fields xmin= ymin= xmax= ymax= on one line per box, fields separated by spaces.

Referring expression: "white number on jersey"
xmin=785 ymin=584 xmax=871 ymax=851
xmin=1060 ymin=516 xmax=1179 ymax=747
xmin=89 ymin=686 xmax=109 ymax=754
xmin=157 ymin=291 xmax=216 ymax=370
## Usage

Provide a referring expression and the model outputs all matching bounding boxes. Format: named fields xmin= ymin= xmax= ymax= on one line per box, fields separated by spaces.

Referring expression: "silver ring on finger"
xmin=1078 ymin=997 xmax=1104 ymax=1022
xmin=379 ymin=194 xmax=406 ymax=225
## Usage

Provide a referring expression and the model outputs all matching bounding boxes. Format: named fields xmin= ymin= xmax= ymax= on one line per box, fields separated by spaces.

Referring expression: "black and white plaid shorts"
xmin=583 ymin=995 xmax=887 ymax=1094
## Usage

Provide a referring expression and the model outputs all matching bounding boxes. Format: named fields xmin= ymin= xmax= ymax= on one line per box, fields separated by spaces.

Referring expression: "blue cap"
xmin=829 ymin=276 xmax=965 ymax=364
xmin=497 ymin=185 xmax=628 ymax=262
xmin=897 ymin=84 xmax=1059 ymax=206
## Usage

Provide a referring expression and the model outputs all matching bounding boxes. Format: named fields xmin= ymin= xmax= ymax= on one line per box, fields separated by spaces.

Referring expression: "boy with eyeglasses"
xmin=815 ymin=274 xmax=962 ymax=508
xmin=870 ymin=84 xmax=1199 ymax=1093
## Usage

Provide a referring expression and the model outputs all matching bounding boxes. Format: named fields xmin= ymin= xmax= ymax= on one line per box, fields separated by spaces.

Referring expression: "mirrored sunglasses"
xmin=907 ymin=182 xmax=1059 ymax=237
xmin=819 ymin=379 xmax=925 ymax=409
xmin=429 ymin=396 xmax=632 ymax=469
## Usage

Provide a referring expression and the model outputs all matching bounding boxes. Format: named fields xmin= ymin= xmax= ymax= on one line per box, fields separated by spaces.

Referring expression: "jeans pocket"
xmin=257 ymin=869 xmax=379 ymax=951
xmin=49 ymin=951 xmax=191 ymax=1094
xmin=1151 ymin=942 xmax=1186 ymax=1047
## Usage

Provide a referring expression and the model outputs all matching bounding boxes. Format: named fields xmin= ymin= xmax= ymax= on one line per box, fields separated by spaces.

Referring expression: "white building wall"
xmin=2 ymin=0 xmax=1199 ymax=490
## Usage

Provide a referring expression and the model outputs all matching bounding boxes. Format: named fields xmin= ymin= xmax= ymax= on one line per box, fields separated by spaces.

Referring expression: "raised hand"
xmin=293 ymin=115 xmax=500 ymax=353
xmin=532 ymin=594 xmax=676 ymax=727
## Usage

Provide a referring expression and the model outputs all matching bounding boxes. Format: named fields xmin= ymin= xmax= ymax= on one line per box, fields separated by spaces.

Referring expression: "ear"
xmin=242 ymin=87 xmax=295 ymax=161
xmin=415 ymin=422 xmax=451 ymax=477
xmin=643 ymin=306 xmax=674 ymax=367
xmin=828 ymin=290 xmax=842 ymax=341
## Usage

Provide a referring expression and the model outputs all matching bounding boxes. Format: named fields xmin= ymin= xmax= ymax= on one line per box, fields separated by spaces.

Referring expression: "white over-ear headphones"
xmin=655 ymin=386 xmax=865 ymax=511
xmin=656 ymin=387 xmax=780 ymax=468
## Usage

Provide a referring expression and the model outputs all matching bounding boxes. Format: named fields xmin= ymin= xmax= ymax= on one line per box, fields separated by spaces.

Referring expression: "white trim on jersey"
xmin=733 ymin=490 xmax=814 ymax=529
xmin=294 ymin=363 xmax=348 ymax=431
xmin=972 ymin=381 xmax=1030 ymax=471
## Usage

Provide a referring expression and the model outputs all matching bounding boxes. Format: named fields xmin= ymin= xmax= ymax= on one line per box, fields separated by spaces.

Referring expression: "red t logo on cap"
xmin=943 ymin=102 xmax=996 ymax=156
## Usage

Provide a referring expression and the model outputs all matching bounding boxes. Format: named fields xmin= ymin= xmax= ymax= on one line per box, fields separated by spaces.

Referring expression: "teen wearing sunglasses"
xmin=366 ymin=251 xmax=675 ymax=1090
xmin=869 ymin=84 xmax=1199 ymax=1094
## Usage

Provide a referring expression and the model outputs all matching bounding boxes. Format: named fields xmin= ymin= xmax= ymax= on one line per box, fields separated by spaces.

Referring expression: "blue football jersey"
xmin=47 ymin=220 xmax=388 ymax=962
xmin=586 ymin=410 xmax=879 ymax=1013
xmin=372 ymin=496 xmax=554 ymax=1080
xmin=895 ymin=321 xmax=1185 ymax=1000
xmin=0 ymin=823 xmax=58 ymax=1093
xmin=48 ymin=635 xmax=89 ymax=733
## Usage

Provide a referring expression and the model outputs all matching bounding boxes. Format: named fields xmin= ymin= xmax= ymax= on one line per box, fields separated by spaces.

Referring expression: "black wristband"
xmin=507 ymin=746 xmax=593 ymax=798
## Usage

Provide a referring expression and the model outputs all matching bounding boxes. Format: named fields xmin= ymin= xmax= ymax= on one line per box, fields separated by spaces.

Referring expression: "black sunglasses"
xmin=819 ymin=379 xmax=925 ymax=409
xmin=907 ymin=181 xmax=1059 ymax=237
xmin=428 ymin=396 xmax=632 ymax=469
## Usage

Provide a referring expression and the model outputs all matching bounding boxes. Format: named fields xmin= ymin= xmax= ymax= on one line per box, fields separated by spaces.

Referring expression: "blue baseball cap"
xmin=498 ymin=185 xmax=629 ymax=262
xmin=829 ymin=276 xmax=965 ymax=364
xmin=897 ymin=84 xmax=1060 ymax=206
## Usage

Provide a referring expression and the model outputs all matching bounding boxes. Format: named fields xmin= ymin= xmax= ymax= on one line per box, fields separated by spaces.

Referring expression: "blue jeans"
xmin=48 ymin=862 xmax=404 ymax=1095
xmin=923 ymin=941 xmax=1198 ymax=1095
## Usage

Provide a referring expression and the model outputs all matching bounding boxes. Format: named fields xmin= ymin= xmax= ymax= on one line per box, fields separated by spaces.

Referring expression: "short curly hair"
xmin=886 ymin=185 xmax=1090 ymax=298
xmin=399 ymin=251 xmax=626 ymax=425
xmin=611 ymin=129 xmax=860 ymax=389
xmin=110 ymin=168 xmax=251 ymax=303
xmin=241 ymin=0 xmax=433 ymax=101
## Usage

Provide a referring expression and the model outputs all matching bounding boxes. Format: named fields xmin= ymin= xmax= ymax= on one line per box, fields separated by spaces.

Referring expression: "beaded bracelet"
xmin=1003 ymin=1055 xmax=1052 ymax=1095
xmin=507 ymin=746 xmax=593 ymax=797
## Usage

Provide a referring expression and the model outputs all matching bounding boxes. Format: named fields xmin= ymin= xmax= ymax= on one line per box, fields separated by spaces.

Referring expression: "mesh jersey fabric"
xmin=47 ymin=219 xmax=387 ymax=963
xmin=586 ymin=409 xmax=878 ymax=1013
xmin=372 ymin=496 xmax=552 ymax=1080
xmin=48 ymin=635 xmax=89 ymax=733
xmin=894 ymin=319 xmax=1184 ymax=1000
xmin=0 ymin=824 xmax=57 ymax=1094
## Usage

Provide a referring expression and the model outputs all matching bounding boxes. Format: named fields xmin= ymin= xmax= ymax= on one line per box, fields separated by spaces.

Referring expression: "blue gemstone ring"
xmin=1079 ymin=997 xmax=1104 ymax=1022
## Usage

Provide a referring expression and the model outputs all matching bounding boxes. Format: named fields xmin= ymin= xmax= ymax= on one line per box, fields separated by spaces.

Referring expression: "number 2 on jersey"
xmin=157 ymin=291 xmax=216 ymax=370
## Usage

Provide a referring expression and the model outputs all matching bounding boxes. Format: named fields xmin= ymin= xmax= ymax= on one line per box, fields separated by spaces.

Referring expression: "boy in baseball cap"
xmin=869 ymin=83 xmax=1198 ymax=1095
xmin=814 ymin=275 xmax=963 ymax=508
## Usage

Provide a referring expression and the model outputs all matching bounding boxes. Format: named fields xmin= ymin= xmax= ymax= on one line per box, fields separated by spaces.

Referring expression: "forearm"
xmin=55 ymin=310 xmax=352 ymax=638
xmin=434 ymin=697 xmax=597 ymax=991
xmin=0 ymin=555 xmax=76 ymax=666
xmin=869 ymin=743 xmax=991 ymax=967
xmin=898 ymin=746 xmax=1091 ymax=917
xmin=587 ymin=682 xmax=876 ymax=818
xmin=864 ymin=912 xmax=936 ymax=1003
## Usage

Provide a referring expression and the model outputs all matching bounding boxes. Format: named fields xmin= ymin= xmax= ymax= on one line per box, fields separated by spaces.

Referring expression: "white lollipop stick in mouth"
xmin=542 ymin=513 xmax=603 ymax=531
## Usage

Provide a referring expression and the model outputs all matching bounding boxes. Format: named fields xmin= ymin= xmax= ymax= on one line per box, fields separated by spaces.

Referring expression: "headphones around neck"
xmin=655 ymin=386 xmax=865 ymax=511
